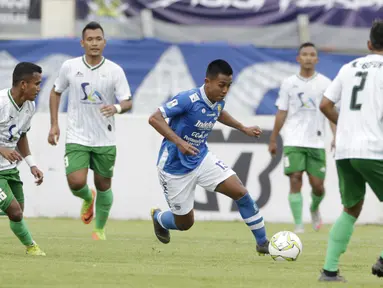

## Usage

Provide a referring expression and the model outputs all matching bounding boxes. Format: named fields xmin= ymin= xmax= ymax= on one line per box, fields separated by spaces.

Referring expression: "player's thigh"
xmin=283 ymin=146 xmax=306 ymax=176
xmin=65 ymin=144 xmax=91 ymax=175
xmin=196 ymin=152 xmax=239 ymax=197
xmin=336 ymin=159 xmax=366 ymax=208
xmin=158 ymin=168 xmax=197 ymax=215
xmin=306 ymin=148 xmax=326 ymax=180
xmin=351 ymin=159 xmax=383 ymax=202
xmin=90 ymin=146 xmax=116 ymax=178
xmin=0 ymin=179 xmax=15 ymax=212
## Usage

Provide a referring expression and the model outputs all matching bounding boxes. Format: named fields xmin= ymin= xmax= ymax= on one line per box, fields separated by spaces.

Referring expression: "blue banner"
xmin=77 ymin=0 xmax=383 ymax=27
xmin=0 ymin=39 xmax=359 ymax=115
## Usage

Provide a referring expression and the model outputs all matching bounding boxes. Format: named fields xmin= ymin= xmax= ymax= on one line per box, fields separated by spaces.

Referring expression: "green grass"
xmin=0 ymin=219 xmax=382 ymax=287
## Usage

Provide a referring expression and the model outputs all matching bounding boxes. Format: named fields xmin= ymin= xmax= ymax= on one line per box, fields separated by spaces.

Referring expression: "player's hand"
xmin=242 ymin=126 xmax=262 ymax=138
xmin=0 ymin=147 xmax=22 ymax=163
xmin=177 ymin=140 xmax=200 ymax=156
xmin=30 ymin=166 xmax=43 ymax=186
xmin=100 ymin=105 xmax=117 ymax=117
xmin=269 ymin=140 xmax=277 ymax=157
xmin=48 ymin=125 xmax=60 ymax=146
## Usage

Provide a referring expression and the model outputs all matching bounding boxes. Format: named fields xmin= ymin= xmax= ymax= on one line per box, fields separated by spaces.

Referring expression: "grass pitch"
xmin=0 ymin=219 xmax=382 ymax=288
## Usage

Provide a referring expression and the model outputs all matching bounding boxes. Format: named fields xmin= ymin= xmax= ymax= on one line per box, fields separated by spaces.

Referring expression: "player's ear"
xmin=80 ymin=39 xmax=84 ymax=48
xmin=296 ymin=55 xmax=300 ymax=63
xmin=204 ymin=77 xmax=209 ymax=85
xmin=367 ymin=40 xmax=373 ymax=51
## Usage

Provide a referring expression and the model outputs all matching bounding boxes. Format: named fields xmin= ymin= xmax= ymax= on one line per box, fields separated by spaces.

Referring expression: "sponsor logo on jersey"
xmin=80 ymin=82 xmax=103 ymax=104
xmin=195 ymin=120 xmax=215 ymax=130
xmin=189 ymin=93 xmax=200 ymax=103
xmin=166 ymin=99 xmax=178 ymax=108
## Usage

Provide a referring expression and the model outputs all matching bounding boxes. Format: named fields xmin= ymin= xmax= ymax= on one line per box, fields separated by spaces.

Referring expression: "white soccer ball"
xmin=268 ymin=231 xmax=303 ymax=261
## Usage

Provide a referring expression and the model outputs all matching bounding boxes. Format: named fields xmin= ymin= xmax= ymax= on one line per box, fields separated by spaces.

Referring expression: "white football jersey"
xmin=0 ymin=88 xmax=35 ymax=171
xmin=324 ymin=54 xmax=383 ymax=160
xmin=276 ymin=73 xmax=331 ymax=148
xmin=54 ymin=56 xmax=132 ymax=147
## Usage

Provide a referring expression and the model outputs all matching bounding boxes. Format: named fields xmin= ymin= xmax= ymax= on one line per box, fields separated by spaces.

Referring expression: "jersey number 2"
xmin=350 ymin=71 xmax=368 ymax=111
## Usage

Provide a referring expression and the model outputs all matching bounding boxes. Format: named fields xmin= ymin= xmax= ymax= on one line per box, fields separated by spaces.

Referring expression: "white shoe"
xmin=311 ymin=209 xmax=323 ymax=231
xmin=294 ymin=224 xmax=304 ymax=234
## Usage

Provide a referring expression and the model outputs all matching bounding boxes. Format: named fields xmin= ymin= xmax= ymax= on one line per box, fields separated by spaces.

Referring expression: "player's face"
xmin=297 ymin=46 xmax=318 ymax=70
xmin=81 ymin=29 xmax=106 ymax=57
xmin=205 ymin=73 xmax=232 ymax=103
xmin=21 ymin=72 xmax=42 ymax=101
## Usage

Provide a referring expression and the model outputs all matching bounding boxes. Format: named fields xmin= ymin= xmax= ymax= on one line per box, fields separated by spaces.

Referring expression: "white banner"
xmin=18 ymin=113 xmax=382 ymax=224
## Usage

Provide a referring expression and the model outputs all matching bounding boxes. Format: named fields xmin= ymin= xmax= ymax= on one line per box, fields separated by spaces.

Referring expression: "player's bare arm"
xmin=100 ymin=99 xmax=132 ymax=117
xmin=17 ymin=133 xmax=43 ymax=185
xmin=149 ymin=109 xmax=199 ymax=156
xmin=329 ymin=121 xmax=337 ymax=150
xmin=319 ymin=97 xmax=338 ymax=125
xmin=217 ymin=110 xmax=262 ymax=137
xmin=48 ymin=87 xmax=61 ymax=145
xmin=269 ymin=109 xmax=287 ymax=156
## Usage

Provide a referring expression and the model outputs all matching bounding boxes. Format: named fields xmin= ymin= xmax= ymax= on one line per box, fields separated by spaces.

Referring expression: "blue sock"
xmin=236 ymin=193 xmax=267 ymax=245
xmin=155 ymin=210 xmax=179 ymax=230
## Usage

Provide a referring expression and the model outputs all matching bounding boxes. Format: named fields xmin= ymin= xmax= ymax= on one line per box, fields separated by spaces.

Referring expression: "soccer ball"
xmin=268 ymin=231 xmax=303 ymax=261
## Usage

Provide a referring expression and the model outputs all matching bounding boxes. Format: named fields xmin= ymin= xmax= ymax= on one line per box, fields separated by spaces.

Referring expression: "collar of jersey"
xmin=366 ymin=54 xmax=383 ymax=60
xmin=199 ymin=85 xmax=217 ymax=109
xmin=8 ymin=89 xmax=22 ymax=112
xmin=82 ymin=55 xmax=105 ymax=71
xmin=296 ymin=72 xmax=318 ymax=82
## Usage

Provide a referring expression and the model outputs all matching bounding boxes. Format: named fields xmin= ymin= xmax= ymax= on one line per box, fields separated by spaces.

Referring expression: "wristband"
xmin=114 ymin=104 xmax=122 ymax=114
xmin=24 ymin=155 xmax=37 ymax=168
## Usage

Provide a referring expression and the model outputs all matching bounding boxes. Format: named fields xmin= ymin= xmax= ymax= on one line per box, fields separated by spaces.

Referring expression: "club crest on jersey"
xmin=80 ymin=83 xmax=103 ymax=104
xmin=217 ymin=104 xmax=222 ymax=114
xmin=166 ymin=99 xmax=178 ymax=109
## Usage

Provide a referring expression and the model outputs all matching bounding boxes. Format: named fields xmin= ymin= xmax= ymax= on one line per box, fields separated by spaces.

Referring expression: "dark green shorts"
xmin=65 ymin=144 xmax=116 ymax=178
xmin=283 ymin=146 xmax=326 ymax=179
xmin=336 ymin=159 xmax=383 ymax=208
xmin=0 ymin=168 xmax=24 ymax=212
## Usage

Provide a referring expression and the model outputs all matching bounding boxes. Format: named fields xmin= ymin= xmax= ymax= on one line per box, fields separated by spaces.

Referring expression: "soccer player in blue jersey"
xmin=148 ymin=59 xmax=269 ymax=254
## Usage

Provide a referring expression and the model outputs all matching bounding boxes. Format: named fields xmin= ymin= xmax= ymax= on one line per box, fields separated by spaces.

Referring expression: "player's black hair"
xmin=12 ymin=62 xmax=42 ymax=86
xmin=370 ymin=19 xmax=383 ymax=51
xmin=298 ymin=42 xmax=317 ymax=53
xmin=82 ymin=21 xmax=104 ymax=38
xmin=206 ymin=59 xmax=233 ymax=79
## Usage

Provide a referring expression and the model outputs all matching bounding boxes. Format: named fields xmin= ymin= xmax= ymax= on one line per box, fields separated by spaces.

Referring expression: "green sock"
xmin=71 ymin=185 xmax=92 ymax=202
xmin=288 ymin=192 xmax=303 ymax=225
xmin=95 ymin=189 xmax=113 ymax=230
xmin=310 ymin=191 xmax=325 ymax=212
xmin=10 ymin=219 xmax=33 ymax=246
xmin=324 ymin=211 xmax=356 ymax=272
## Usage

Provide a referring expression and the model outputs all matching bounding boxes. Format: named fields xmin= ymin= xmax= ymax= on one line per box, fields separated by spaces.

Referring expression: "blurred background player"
xmin=47 ymin=21 xmax=132 ymax=240
xmin=269 ymin=42 xmax=335 ymax=234
xmin=148 ymin=59 xmax=269 ymax=254
xmin=0 ymin=62 xmax=45 ymax=255
xmin=319 ymin=19 xmax=383 ymax=282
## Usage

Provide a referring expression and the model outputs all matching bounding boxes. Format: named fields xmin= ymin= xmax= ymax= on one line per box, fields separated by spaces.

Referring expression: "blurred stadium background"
xmin=1 ymin=2 xmax=383 ymax=287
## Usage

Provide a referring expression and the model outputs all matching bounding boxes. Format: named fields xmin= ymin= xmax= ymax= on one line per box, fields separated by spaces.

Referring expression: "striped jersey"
xmin=0 ymin=88 xmax=35 ymax=171
xmin=54 ymin=56 xmax=131 ymax=147
xmin=324 ymin=54 xmax=383 ymax=160
xmin=276 ymin=73 xmax=331 ymax=149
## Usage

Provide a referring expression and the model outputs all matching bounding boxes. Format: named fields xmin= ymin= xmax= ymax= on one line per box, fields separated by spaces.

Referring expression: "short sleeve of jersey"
xmin=324 ymin=66 xmax=345 ymax=104
xmin=159 ymin=92 xmax=193 ymax=119
xmin=275 ymin=79 xmax=290 ymax=111
xmin=114 ymin=66 xmax=132 ymax=102
xmin=54 ymin=61 xmax=70 ymax=93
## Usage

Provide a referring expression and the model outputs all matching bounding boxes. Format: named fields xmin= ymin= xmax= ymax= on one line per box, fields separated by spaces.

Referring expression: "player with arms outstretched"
xmin=269 ymin=42 xmax=335 ymax=234
xmin=149 ymin=59 xmax=269 ymax=254
xmin=319 ymin=19 xmax=383 ymax=282
xmin=48 ymin=22 xmax=132 ymax=240
xmin=0 ymin=62 xmax=45 ymax=255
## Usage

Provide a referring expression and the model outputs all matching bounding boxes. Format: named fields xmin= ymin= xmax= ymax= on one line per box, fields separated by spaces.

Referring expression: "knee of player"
xmin=177 ymin=221 xmax=194 ymax=231
xmin=289 ymin=173 xmax=303 ymax=184
xmin=312 ymin=183 xmax=325 ymax=194
xmin=68 ymin=180 xmax=87 ymax=191
xmin=8 ymin=209 xmax=23 ymax=222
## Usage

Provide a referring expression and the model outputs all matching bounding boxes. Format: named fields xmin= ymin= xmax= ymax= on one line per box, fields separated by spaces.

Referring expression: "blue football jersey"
xmin=157 ymin=86 xmax=225 ymax=175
